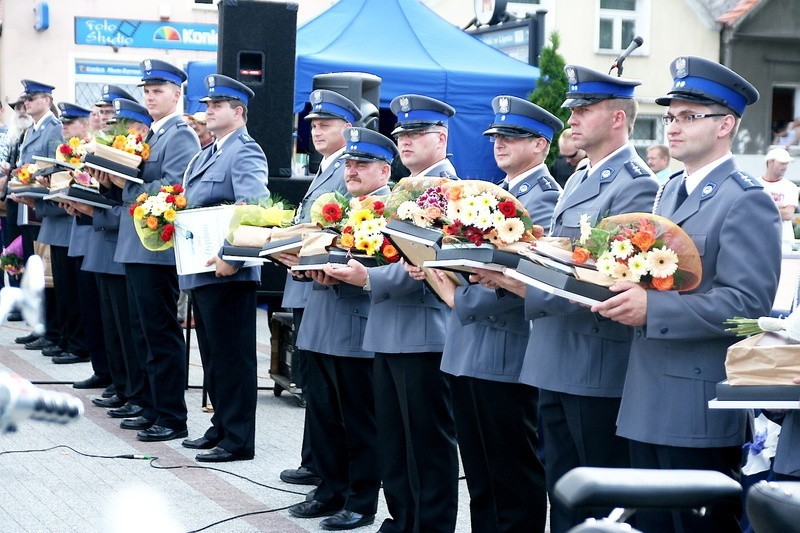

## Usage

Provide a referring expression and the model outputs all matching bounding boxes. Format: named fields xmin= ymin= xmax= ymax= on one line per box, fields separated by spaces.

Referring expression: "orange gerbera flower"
xmin=145 ymin=216 xmax=159 ymax=230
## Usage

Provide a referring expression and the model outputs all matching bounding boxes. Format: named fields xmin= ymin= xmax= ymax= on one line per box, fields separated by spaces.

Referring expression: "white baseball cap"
xmin=766 ymin=147 xmax=794 ymax=163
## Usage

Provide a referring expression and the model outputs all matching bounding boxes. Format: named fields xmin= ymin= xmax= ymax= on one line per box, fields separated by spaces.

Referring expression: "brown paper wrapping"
xmin=49 ymin=171 xmax=73 ymax=192
xmin=270 ymin=223 xmax=321 ymax=242
xmin=298 ymin=232 xmax=339 ymax=257
xmin=94 ymin=143 xmax=142 ymax=167
xmin=231 ymin=226 xmax=273 ymax=247
xmin=725 ymin=332 xmax=800 ymax=385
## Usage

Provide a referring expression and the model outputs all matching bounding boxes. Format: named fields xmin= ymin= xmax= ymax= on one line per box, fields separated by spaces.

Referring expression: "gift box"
xmin=83 ymin=144 xmax=144 ymax=183
xmin=725 ymin=331 xmax=800 ymax=386
xmin=505 ymin=255 xmax=615 ymax=306
xmin=43 ymin=185 xmax=120 ymax=210
xmin=423 ymin=242 xmax=525 ymax=274
xmin=32 ymin=156 xmax=79 ymax=171
xmin=221 ymin=244 xmax=271 ymax=264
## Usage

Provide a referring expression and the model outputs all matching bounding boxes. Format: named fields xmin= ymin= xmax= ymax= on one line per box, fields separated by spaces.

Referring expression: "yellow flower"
xmin=163 ymin=208 xmax=176 ymax=222
xmin=69 ymin=157 xmax=81 ymax=165
xmin=133 ymin=205 xmax=146 ymax=221
xmin=111 ymin=135 xmax=127 ymax=150
xmin=340 ymin=233 xmax=355 ymax=248
xmin=356 ymin=238 xmax=376 ymax=255
xmin=68 ymin=137 xmax=82 ymax=148
xmin=350 ymin=209 xmax=373 ymax=225
xmin=136 ymin=193 xmax=148 ymax=204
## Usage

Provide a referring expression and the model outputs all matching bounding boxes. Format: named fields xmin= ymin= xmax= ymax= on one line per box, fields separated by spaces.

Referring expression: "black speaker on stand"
xmin=218 ymin=0 xmax=297 ymax=177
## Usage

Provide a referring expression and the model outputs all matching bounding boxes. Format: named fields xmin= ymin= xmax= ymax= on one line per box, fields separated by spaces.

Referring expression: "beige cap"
xmin=188 ymin=111 xmax=207 ymax=124
xmin=766 ymin=147 xmax=794 ymax=163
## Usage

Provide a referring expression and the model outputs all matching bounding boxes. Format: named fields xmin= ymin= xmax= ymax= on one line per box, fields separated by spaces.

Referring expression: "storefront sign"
xmin=75 ymin=18 xmax=218 ymax=51
xmin=75 ymin=62 xmax=141 ymax=77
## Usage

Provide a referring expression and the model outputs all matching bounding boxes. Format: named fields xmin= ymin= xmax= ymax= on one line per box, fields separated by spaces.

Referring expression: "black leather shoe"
xmin=73 ymin=374 xmax=111 ymax=389
xmin=320 ymin=510 xmax=376 ymax=530
xmin=182 ymin=436 xmax=218 ymax=450
xmin=52 ymin=353 xmax=91 ymax=364
xmin=120 ymin=416 xmax=154 ymax=430
xmin=107 ymin=403 xmax=144 ymax=418
xmin=305 ymin=488 xmax=316 ymax=501
xmin=195 ymin=446 xmax=253 ymax=463
xmin=102 ymin=385 xmax=116 ymax=398
xmin=25 ymin=337 xmax=54 ymax=350
xmin=15 ymin=333 xmax=39 ymax=344
xmin=42 ymin=345 xmax=64 ymax=357
xmin=92 ymin=395 xmax=125 ymax=408
xmin=137 ymin=425 xmax=188 ymax=442
xmin=7 ymin=310 xmax=23 ymax=322
xmin=288 ymin=500 xmax=340 ymax=519
xmin=280 ymin=466 xmax=322 ymax=486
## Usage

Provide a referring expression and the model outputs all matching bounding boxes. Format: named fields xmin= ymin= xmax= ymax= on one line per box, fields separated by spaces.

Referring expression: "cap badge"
xmin=144 ymin=60 xmax=152 ymax=71
xmin=349 ymin=129 xmax=360 ymax=142
xmin=566 ymin=67 xmax=577 ymax=85
xmin=312 ymin=91 xmax=322 ymax=104
xmin=103 ymin=85 xmax=110 ymax=93
xmin=498 ymin=97 xmax=510 ymax=114
xmin=675 ymin=57 xmax=688 ymax=78
xmin=208 ymin=76 xmax=216 ymax=88
xmin=113 ymin=100 xmax=121 ymax=110
xmin=399 ymin=97 xmax=410 ymax=112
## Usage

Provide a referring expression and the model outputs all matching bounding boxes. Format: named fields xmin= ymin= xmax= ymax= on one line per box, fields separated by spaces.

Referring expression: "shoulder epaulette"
xmin=666 ymin=170 xmax=683 ymax=182
xmin=625 ymin=159 xmax=651 ymax=178
xmin=537 ymin=173 xmax=559 ymax=191
xmin=239 ymin=133 xmax=255 ymax=144
xmin=730 ymin=170 xmax=762 ymax=190
xmin=439 ymin=170 xmax=457 ymax=179
xmin=175 ymin=120 xmax=189 ymax=128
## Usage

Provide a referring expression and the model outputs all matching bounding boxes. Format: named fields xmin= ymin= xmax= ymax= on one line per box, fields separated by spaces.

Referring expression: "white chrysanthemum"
xmin=491 ymin=211 xmax=506 ymax=228
xmin=647 ymin=246 xmax=679 ymax=278
xmin=496 ymin=218 xmax=525 ymax=244
xmin=596 ymin=251 xmax=617 ymax=276
xmin=396 ymin=201 xmax=420 ymax=221
xmin=461 ymin=208 xmax=479 ymax=226
xmin=464 ymin=196 xmax=479 ymax=210
xmin=477 ymin=192 xmax=498 ymax=209
xmin=578 ymin=213 xmax=592 ymax=244
xmin=611 ymin=238 xmax=634 ymax=259
xmin=474 ymin=213 xmax=493 ymax=230
xmin=628 ymin=252 xmax=649 ymax=278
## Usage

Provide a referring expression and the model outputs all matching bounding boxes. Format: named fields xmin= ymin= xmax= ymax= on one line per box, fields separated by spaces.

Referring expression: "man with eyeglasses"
xmin=325 ymin=94 xmax=460 ymax=533
xmin=472 ymin=65 xmax=659 ymax=532
xmin=593 ymin=56 xmax=781 ymax=531
xmin=551 ymin=128 xmax=587 ymax=187
xmin=390 ymin=94 xmax=456 ymax=178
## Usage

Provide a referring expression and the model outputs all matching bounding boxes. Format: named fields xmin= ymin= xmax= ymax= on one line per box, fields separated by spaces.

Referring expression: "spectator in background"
xmin=758 ymin=147 xmax=799 ymax=251
xmin=773 ymin=118 xmax=799 ymax=148
xmin=646 ymin=144 xmax=672 ymax=184
xmin=186 ymin=112 xmax=215 ymax=149
xmin=549 ymin=128 xmax=586 ymax=187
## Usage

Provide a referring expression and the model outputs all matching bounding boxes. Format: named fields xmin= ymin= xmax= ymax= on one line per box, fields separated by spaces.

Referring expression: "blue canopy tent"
xmin=294 ymin=0 xmax=541 ymax=181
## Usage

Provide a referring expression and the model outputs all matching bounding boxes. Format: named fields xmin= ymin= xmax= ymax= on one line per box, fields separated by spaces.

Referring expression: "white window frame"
xmin=190 ymin=0 xmax=217 ymax=12
xmin=595 ymin=0 xmax=651 ymax=56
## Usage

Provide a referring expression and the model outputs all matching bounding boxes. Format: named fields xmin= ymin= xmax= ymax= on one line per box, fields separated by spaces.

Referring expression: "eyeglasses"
xmin=489 ymin=134 xmax=535 ymax=143
xmin=394 ymin=130 xmax=440 ymax=140
xmin=660 ymin=113 xmax=728 ymax=126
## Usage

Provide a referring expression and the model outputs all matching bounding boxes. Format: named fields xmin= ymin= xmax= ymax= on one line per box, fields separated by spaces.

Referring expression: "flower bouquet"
xmin=337 ymin=195 xmax=398 ymax=264
xmin=43 ymin=168 xmax=120 ymax=210
xmin=221 ymin=198 xmax=300 ymax=263
xmin=56 ymin=136 xmax=91 ymax=166
xmin=309 ymin=191 xmax=351 ymax=231
xmin=570 ymin=213 xmax=702 ymax=291
xmin=84 ymin=125 xmax=150 ymax=183
xmin=130 ymin=184 xmax=188 ymax=251
xmin=0 ymin=236 xmax=25 ymax=279
xmin=8 ymin=163 xmax=50 ymax=197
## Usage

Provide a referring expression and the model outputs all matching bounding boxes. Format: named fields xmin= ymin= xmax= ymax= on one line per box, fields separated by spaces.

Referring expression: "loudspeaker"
xmin=218 ymin=1 xmax=297 ymax=176
xmin=312 ymin=72 xmax=382 ymax=130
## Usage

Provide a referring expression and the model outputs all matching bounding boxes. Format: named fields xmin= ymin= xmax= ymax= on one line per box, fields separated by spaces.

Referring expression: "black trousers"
xmin=307 ymin=351 xmax=379 ymax=515
xmin=49 ymin=245 xmax=88 ymax=357
xmin=630 ymin=441 xmax=742 ymax=533
xmin=125 ymin=263 xmax=186 ymax=430
xmin=373 ymin=352 xmax=458 ymax=533
xmin=96 ymin=273 xmax=142 ymax=403
xmin=539 ymin=389 xmax=630 ymax=533
xmin=292 ymin=307 xmax=315 ymax=472
xmin=192 ymin=281 xmax=257 ymax=455
xmin=450 ymin=376 xmax=547 ymax=533
xmin=74 ymin=258 xmax=108 ymax=377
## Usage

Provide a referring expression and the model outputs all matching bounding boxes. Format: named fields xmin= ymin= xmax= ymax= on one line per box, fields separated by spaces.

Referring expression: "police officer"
xmin=91 ymin=84 xmax=137 ymax=132
xmin=593 ymin=56 xmax=781 ymax=532
xmin=390 ymin=94 xmax=456 ymax=178
xmin=429 ymin=96 xmax=562 ymax=533
xmin=109 ymin=59 xmax=200 ymax=442
xmin=326 ymin=96 xmax=460 ymax=533
xmin=279 ymin=89 xmax=362 ymax=487
xmin=288 ymin=128 xmax=395 ymax=530
xmin=75 ymin=100 xmax=152 ymax=420
xmin=179 ymin=74 xmax=269 ymax=462
xmin=476 ymin=66 xmax=659 ymax=532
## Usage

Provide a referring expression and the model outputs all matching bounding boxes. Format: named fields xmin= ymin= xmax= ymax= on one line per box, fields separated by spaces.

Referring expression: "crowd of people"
xmin=0 ymin=53 xmax=793 ymax=533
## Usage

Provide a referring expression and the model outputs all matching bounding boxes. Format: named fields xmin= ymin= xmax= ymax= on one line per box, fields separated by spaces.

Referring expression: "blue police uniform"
xmin=280 ymin=90 xmax=362 ymax=481
xmin=390 ymin=94 xmax=457 ymax=179
xmin=180 ymin=74 xmax=268 ymax=461
xmin=88 ymin=104 xmax=154 ymax=414
xmin=615 ymin=56 xmax=781 ymax=532
xmin=519 ymin=66 xmax=659 ymax=532
xmin=439 ymin=96 xmax=562 ymax=533
xmin=364 ymin=95 xmax=459 ymax=533
xmin=116 ymin=60 xmax=200 ymax=441
xmin=289 ymin=128 xmax=394 ymax=525
xmin=95 ymin=84 xmax=137 ymax=107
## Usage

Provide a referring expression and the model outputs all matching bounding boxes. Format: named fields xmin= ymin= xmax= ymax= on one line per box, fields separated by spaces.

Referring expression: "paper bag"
xmin=725 ymin=332 xmax=800 ymax=385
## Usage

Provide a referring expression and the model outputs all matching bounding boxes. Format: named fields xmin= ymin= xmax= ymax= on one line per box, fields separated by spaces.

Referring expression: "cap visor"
xmin=561 ymin=97 xmax=604 ymax=108
xmin=341 ymin=152 xmax=387 ymax=163
xmin=482 ymin=126 xmax=533 ymax=137
xmin=305 ymin=111 xmax=346 ymax=121
xmin=655 ymin=92 xmax=719 ymax=108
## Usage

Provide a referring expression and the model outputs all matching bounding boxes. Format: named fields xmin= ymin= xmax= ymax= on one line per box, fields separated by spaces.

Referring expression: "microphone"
xmin=0 ymin=373 xmax=84 ymax=434
xmin=611 ymin=36 xmax=644 ymax=77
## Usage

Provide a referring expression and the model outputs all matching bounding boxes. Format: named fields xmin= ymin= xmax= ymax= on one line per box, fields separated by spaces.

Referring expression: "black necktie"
xmin=676 ymin=177 xmax=688 ymax=207
xmin=144 ymin=130 xmax=154 ymax=144
xmin=501 ymin=180 xmax=510 ymax=191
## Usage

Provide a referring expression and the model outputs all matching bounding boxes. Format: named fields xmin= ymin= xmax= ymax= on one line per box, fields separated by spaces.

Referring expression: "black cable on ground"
xmin=186 ymin=504 xmax=296 ymax=533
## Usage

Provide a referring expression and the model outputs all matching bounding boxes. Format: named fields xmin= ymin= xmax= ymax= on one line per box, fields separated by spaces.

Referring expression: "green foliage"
xmin=529 ymin=31 xmax=570 ymax=165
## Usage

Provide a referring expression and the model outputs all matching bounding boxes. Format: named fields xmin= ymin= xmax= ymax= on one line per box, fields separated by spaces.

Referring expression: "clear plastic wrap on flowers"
xmin=573 ymin=212 xmax=702 ymax=291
